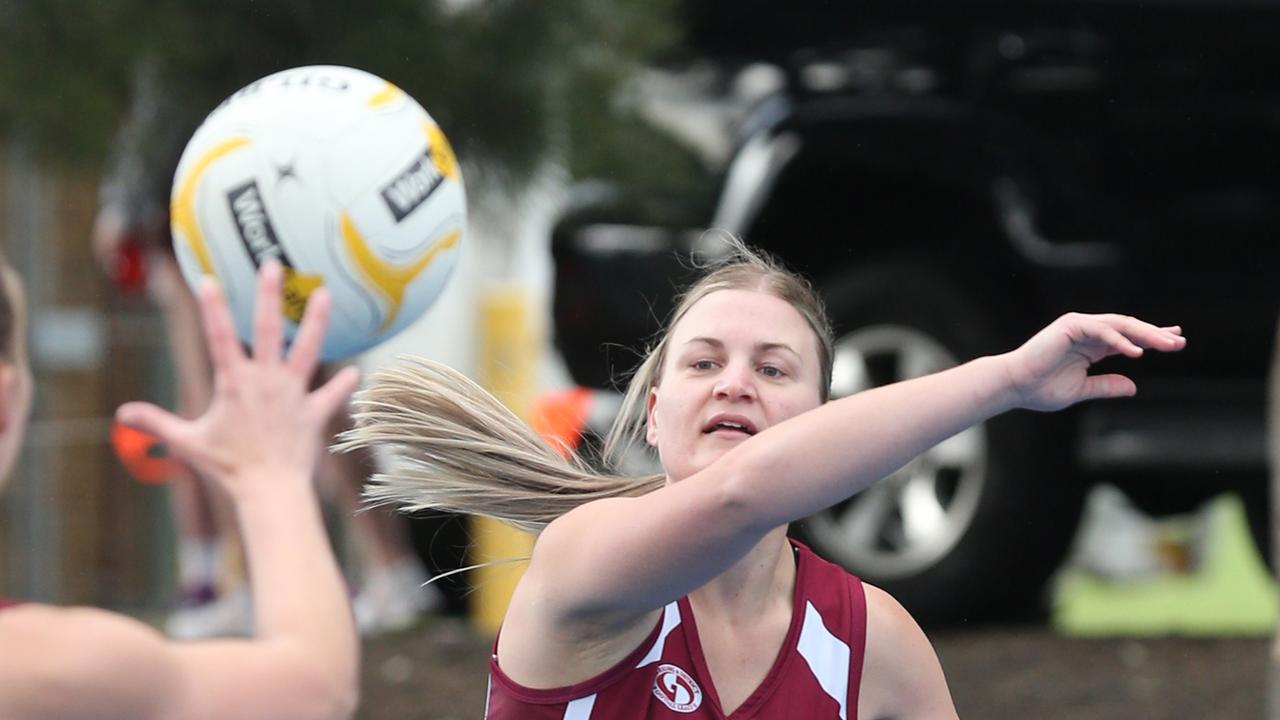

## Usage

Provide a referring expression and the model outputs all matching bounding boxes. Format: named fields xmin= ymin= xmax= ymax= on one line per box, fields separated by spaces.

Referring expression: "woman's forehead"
xmin=671 ymin=289 xmax=815 ymax=350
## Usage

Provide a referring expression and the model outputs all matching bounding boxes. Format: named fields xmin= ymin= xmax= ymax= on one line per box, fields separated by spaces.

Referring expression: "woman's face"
xmin=0 ymin=268 xmax=33 ymax=489
xmin=646 ymin=288 xmax=824 ymax=483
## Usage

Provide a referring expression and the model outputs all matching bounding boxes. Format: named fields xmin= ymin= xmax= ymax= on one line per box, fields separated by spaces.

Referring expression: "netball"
xmin=169 ymin=65 xmax=466 ymax=360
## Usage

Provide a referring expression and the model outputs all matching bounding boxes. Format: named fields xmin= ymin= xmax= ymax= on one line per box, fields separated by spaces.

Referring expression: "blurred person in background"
xmin=0 ymin=258 xmax=359 ymax=720
xmin=93 ymin=58 xmax=438 ymax=637
xmin=342 ymin=240 xmax=1186 ymax=719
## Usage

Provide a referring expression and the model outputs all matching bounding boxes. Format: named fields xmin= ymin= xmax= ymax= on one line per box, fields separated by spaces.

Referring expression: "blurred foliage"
xmin=0 ymin=0 xmax=706 ymax=194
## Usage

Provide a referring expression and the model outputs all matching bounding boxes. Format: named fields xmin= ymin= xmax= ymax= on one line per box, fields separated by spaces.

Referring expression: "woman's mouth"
xmin=703 ymin=415 xmax=758 ymax=437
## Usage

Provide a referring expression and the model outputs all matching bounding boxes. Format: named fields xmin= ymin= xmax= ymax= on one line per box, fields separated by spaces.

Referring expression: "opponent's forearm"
xmin=157 ymin=288 xmax=214 ymax=417
xmin=233 ymin=473 xmax=357 ymax=689
xmin=730 ymin=354 xmax=1019 ymax=529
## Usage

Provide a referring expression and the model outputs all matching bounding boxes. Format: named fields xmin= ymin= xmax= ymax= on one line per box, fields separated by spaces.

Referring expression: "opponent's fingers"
xmin=287 ymin=287 xmax=332 ymax=377
xmin=115 ymin=402 xmax=194 ymax=458
xmin=252 ymin=260 xmax=285 ymax=363
xmin=196 ymin=276 xmax=246 ymax=373
xmin=309 ymin=365 xmax=360 ymax=420
xmin=1081 ymin=373 xmax=1137 ymax=402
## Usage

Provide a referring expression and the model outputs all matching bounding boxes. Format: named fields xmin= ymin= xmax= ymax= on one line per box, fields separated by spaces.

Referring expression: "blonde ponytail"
xmin=336 ymin=356 xmax=663 ymax=533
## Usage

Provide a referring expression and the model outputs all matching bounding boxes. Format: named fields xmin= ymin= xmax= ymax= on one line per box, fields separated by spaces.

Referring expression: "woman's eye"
xmin=760 ymin=365 xmax=785 ymax=378
xmin=693 ymin=359 xmax=717 ymax=370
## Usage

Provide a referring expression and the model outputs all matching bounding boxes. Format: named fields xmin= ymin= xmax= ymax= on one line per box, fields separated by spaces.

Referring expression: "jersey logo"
xmin=652 ymin=663 xmax=702 ymax=713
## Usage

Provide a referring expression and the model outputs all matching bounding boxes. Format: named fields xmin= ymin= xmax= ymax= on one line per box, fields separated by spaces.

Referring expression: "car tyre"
xmin=795 ymin=263 xmax=1086 ymax=624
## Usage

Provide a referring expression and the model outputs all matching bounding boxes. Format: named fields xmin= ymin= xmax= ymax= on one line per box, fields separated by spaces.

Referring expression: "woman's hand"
xmin=1003 ymin=312 xmax=1186 ymax=412
xmin=115 ymin=260 xmax=358 ymax=499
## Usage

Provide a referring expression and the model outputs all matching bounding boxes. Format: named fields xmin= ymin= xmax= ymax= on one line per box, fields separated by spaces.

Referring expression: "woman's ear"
xmin=645 ymin=387 xmax=659 ymax=448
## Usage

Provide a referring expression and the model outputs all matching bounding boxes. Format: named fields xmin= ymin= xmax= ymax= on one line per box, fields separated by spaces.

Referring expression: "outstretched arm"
xmin=0 ymin=262 xmax=360 ymax=720
xmin=532 ymin=313 xmax=1185 ymax=622
xmin=734 ymin=313 xmax=1184 ymax=528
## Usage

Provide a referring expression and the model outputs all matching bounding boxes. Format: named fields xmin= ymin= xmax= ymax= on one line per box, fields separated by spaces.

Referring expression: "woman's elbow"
xmin=287 ymin=659 xmax=360 ymax=720
xmin=328 ymin=687 xmax=359 ymax=720
xmin=320 ymin=678 xmax=359 ymax=720
xmin=300 ymin=680 xmax=359 ymax=720
xmin=320 ymin=666 xmax=360 ymax=720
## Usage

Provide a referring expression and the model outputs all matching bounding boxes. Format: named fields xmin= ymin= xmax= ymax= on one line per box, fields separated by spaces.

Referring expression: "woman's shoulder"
xmin=858 ymin=583 xmax=958 ymax=718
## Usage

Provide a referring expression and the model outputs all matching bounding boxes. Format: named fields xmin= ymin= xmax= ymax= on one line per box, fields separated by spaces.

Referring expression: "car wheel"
xmin=796 ymin=263 xmax=1086 ymax=624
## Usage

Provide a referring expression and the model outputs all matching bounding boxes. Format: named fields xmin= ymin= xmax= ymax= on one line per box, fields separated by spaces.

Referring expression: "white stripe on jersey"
xmin=557 ymin=603 xmax=681 ymax=719
xmin=796 ymin=600 xmax=851 ymax=720
xmin=562 ymin=693 xmax=597 ymax=720
xmin=635 ymin=602 xmax=683 ymax=668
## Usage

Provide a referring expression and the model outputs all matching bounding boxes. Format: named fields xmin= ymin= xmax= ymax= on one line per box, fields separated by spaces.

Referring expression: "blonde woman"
xmin=344 ymin=242 xmax=1185 ymax=719
xmin=0 ymin=260 xmax=360 ymax=720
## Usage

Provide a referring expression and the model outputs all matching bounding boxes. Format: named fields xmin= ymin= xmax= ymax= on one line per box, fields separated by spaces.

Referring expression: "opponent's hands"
xmin=1003 ymin=313 xmax=1186 ymax=412
xmin=90 ymin=207 xmax=130 ymax=275
xmin=114 ymin=261 xmax=358 ymax=499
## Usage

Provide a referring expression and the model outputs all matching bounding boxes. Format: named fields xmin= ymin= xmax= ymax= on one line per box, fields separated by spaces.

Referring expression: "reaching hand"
xmin=142 ymin=249 xmax=195 ymax=306
xmin=90 ymin=207 xmax=130 ymax=275
xmin=1003 ymin=313 xmax=1186 ymax=412
xmin=115 ymin=261 xmax=359 ymax=498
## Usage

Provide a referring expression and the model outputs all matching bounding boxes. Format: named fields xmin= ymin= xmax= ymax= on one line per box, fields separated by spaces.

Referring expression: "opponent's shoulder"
xmin=0 ymin=602 xmax=85 ymax=647
xmin=0 ymin=604 xmax=173 ymax=681
xmin=0 ymin=604 xmax=179 ymax=720
xmin=1 ymin=603 xmax=163 ymax=640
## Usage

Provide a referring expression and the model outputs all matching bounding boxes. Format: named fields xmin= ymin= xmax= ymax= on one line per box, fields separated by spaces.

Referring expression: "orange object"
xmin=529 ymin=387 xmax=594 ymax=458
xmin=111 ymin=420 xmax=182 ymax=484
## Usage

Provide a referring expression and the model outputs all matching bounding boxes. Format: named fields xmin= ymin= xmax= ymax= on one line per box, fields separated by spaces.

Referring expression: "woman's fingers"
xmin=1082 ymin=315 xmax=1186 ymax=356
xmin=287 ymin=286 xmax=332 ymax=377
xmin=252 ymin=260 xmax=286 ymax=363
xmin=196 ymin=276 xmax=246 ymax=374
xmin=1092 ymin=323 xmax=1144 ymax=359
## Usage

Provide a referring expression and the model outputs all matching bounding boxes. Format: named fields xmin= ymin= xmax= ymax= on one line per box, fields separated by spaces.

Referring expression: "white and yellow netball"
xmin=170 ymin=65 xmax=465 ymax=360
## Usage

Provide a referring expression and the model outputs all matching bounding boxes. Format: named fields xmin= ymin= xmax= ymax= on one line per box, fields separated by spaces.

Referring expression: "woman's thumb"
xmin=1082 ymin=373 xmax=1138 ymax=402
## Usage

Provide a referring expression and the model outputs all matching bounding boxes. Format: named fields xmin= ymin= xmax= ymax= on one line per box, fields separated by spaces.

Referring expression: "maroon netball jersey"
xmin=485 ymin=540 xmax=867 ymax=719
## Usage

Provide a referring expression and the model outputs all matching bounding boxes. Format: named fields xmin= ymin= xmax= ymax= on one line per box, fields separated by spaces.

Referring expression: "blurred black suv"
xmin=551 ymin=1 xmax=1280 ymax=623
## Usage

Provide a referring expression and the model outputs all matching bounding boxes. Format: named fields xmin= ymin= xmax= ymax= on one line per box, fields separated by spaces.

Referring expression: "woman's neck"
xmin=689 ymin=526 xmax=795 ymax=623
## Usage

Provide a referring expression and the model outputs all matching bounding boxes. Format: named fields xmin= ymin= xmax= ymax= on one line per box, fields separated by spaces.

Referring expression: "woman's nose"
xmin=713 ymin=364 xmax=757 ymax=400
